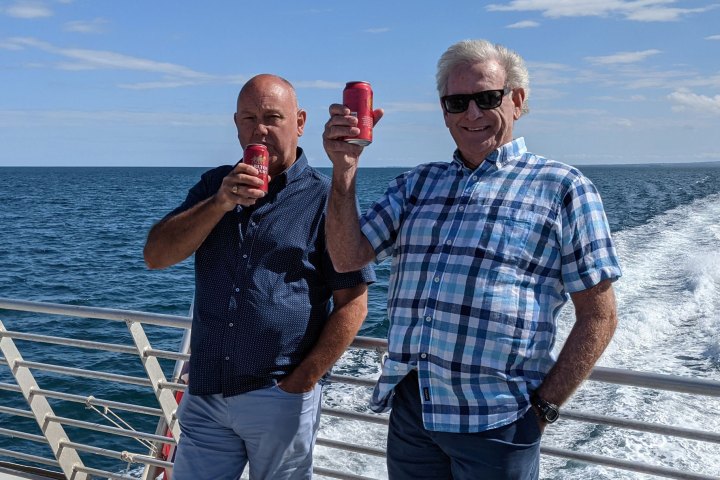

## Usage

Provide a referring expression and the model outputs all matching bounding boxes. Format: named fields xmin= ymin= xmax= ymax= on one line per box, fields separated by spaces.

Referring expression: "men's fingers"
xmin=328 ymin=103 xmax=350 ymax=115
xmin=372 ymin=108 xmax=384 ymax=126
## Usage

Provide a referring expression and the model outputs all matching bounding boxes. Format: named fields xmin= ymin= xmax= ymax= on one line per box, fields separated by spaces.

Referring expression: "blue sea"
xmin=1 ymin=163 xmax=719 ymax=479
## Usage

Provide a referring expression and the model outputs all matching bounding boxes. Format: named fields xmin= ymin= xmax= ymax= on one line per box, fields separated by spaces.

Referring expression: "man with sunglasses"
xmin=323 ymin=39 xmax=621 ymax=479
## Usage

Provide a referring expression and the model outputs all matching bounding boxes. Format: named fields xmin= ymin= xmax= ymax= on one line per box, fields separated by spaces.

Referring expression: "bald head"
xmin=237 ymin=74 xmax=298 ymax=111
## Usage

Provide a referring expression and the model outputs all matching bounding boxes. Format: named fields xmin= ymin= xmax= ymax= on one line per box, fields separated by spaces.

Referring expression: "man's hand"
xmin=214 ymin=162 xmax=268 ymax=211
xmin=323 ymin=104 xmax=383 ymax=171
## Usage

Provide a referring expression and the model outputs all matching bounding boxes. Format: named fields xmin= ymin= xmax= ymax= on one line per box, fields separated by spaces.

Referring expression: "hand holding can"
xmin=243 ymin=144 xmax=269 ymax=192
xmin=343 ymin=81 xmax=373 ymax=146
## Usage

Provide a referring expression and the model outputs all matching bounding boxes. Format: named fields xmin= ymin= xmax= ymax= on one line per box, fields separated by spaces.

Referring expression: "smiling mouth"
xmin=464 ymin=126 xmax=489 ymax=132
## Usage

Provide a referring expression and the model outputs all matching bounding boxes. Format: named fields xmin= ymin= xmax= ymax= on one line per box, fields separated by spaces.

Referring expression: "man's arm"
xmin=278 ymin=283 xmax=369 ymax=393
xmin=323 ymin=104 xmax=382 ymax=272
xmin=143 ymin=163 xmax=265 ymax=270
xmin=533 ymin=279 xmax=618 ymax=424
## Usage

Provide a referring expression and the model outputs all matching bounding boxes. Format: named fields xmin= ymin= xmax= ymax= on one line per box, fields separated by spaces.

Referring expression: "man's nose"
xmin=254 ymin=122 xmax=269 ymax=137
xmin=465 ymin=99 xmax=484 ymax=119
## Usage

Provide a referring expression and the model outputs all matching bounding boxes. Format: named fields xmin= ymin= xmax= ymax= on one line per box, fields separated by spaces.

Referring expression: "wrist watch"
xmin=530 ymin=392 xmax=560 ymax=423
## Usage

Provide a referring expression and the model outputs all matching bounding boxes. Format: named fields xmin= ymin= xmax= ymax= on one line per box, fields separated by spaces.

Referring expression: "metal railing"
xmin=1 ymin=297 xmax=719 ymax=480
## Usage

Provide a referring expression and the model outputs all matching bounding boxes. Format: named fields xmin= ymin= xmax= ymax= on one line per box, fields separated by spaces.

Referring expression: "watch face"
xmin=544 ymin=407 xmax=559 ymax=423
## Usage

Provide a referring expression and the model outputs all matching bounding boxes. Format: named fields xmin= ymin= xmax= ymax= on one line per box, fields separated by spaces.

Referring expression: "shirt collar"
xmin=452 ymin=137 xmax=528 ymax=173
xmin=272 ymin=147 xmax=307 ymax=187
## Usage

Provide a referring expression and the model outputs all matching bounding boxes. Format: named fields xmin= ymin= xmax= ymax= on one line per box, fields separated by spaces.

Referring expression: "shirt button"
xmin=459 ymin=205 xmax=465 ymax=211
xmin=425 ymin=316 xmax=432 ymax=322
xmin=420 ymin=353 xmax=427 ymax=359
xmin=471 ymin=175 xmax=478 ymax=181
xmin=242 ymin=254 xmax=248 ymax=259
xmin=445 ymin=240 xmax=452 ymax=246
xmin=228 ymin=323 xmax=234 ymax=327
xmin=434 ymin=277 xmax=440 ymax=283
xmin=393 ymin=365 xmax=400 ymax=371
xmin=235 ymin=288 xmax=240 ymax=292
xmin=224 ymin=356 xmax=230 ymax=361
xmin=250 ymin=221 xmax=256 ymax=227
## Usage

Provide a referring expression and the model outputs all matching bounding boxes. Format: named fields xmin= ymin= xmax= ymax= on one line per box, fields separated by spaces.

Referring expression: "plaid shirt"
xmin=361 ymin=138 xmax=621 ymax=433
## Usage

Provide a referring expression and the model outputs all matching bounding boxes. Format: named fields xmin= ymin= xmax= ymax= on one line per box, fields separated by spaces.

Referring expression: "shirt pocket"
xmin=474 ymin=206 xmax=534 ymax=266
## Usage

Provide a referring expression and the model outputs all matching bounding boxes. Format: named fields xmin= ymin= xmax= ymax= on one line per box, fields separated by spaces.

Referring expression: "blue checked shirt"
xmin=361 ymin=138 xmax=621 ymax=433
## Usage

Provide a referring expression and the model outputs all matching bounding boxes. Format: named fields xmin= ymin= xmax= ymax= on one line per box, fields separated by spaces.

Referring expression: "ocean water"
xmin=1 ymin=163 xmax=719 ymax=479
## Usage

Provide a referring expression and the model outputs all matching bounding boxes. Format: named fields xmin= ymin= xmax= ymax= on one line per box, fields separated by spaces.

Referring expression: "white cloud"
xmin=3 ymin=1 xmax=52 ymax=18
xmin=668 ymin=89 xmax=720 ymax=114
xmin=0 ymin=109 xmax=228 ymax=127
xmin=5 ymin=37 xmax=209 ymax=78
xmin=507 ymin=20 xmax=540 ymax=28
xmin=486 ymin=0 xmax=715 ymax=22
xmin=363 ymin=27 xmax=390 ymax=33
xmin=586 ymin=49 xmax=662 ymax=65
xmin=63 ymin=18 xmax=108 ymax=34
xmin=2 ymin=37 xmax=342 ymax=91
xmin=706 ymin=34 xmax=720 ymax=40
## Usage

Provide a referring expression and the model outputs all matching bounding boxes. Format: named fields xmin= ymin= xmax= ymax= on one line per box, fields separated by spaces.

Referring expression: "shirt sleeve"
xmin=166 ymin=166 xmax=230 ymax=219
xmin=359 ymin=173 xmax=409 ymax=263
xmin=322 ymin=248 xmax=376 ymax=291
xmin=559 ymin=175 xmax=622 ymax=293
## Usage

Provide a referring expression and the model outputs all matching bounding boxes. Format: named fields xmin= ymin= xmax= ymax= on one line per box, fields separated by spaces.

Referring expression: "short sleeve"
xmin=360 ymin=173 xmax=408 ymax=263
xmin=559 ymin=175 xmax=622 ymax=293
xmin=166 ymin=166 xmax=231 ymax=219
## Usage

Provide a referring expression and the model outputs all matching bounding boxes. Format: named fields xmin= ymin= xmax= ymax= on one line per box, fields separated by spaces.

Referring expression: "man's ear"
xmin=297 ymin=109 xmax=307 ymax=137
xmin=511 ymin=88 xmax=526 ymax=120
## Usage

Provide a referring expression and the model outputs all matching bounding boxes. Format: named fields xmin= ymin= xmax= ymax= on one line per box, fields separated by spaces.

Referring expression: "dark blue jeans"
xmin=387 ymin=371 xmax=541 ymax=480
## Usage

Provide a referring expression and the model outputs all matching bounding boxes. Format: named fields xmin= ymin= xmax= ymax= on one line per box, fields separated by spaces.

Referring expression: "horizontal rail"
xmin=0 ymin=330 xmax=138 ymax=355
xmin=0 ymin=298 xmax=191 ymax=329
xmin=0 ymin=384 xmax=163 ymax=417
xmin=60 ymin=441 xmax=173 ymax=469
xmin=563 ymin=409 xmax=720 ymax=444
xmin=0 ymin=427 xmax=47 ymax=444
xmin=590 ymin=366 xmax=720 ymax=397
xmin=47 ymin=415 xmax=176 ymax=445
xmin=541 ymin=446 xmax=718 ymax=480
xmin=0 ymin=405 xmax=34 ymax=419
xmin=145 ymin=348 xmax=190 ymax=361
xmin=322 ymin=407 xmax=389 ymax=426
xmin=0 ymin=330 xmax=190 ymax=362
xmin=316 ymin=437 xmax=386 ymax=458
xmin=31 ymin=388 xmax=164 ymax=416
xmin=0 ymin=448 xmax=60 ymax=468
xmin=0 ymin=358 xmax=152 ymax=386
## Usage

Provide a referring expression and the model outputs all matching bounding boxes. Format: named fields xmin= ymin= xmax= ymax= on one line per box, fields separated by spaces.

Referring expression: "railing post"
xmin=126 ymin=320 xmax=181 ymax=480
xmin=0 ymin=320 xmax=89 ymax=480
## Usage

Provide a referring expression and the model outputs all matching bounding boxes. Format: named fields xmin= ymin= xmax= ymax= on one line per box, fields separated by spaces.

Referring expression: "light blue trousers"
xmin=172 ymin=383 xmax=323 ymax=480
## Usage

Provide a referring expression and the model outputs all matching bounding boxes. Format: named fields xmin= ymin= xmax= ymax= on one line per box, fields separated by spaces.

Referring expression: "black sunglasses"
xmin=441 ymin=87 xmax=512 ymax=113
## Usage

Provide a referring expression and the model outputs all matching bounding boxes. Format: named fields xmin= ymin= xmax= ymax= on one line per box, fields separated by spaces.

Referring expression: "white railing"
xmin=0 ymin=297 xmax=719 ymax=480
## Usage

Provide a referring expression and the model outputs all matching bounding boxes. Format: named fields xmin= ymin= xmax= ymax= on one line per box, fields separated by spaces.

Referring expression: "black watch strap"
xmin=530 ymin=392 xmax=560 ymax=423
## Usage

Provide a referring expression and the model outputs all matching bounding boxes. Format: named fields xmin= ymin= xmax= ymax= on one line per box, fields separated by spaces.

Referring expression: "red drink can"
xmin=343 ymin=81 xmax=373 ymax=146
xmin=243 ymin=143 xmax=269 ymax=192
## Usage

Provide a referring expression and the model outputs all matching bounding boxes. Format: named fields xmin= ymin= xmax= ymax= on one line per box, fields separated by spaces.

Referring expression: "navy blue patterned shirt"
xmin=170 ymin=149 xmax=375 ymax=396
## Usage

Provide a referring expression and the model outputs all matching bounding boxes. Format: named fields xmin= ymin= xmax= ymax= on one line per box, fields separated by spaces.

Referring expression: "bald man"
xmin=144 ymin=74 xmax=375 ymax=480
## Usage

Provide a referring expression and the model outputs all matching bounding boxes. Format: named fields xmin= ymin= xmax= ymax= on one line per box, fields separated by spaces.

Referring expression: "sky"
xmin=1 ymin=0 xmax=719 ymax=168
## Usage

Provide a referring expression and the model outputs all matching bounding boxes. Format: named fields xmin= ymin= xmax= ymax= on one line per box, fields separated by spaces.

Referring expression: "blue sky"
xmin=1 ymin=0 xmax=719 ymax=168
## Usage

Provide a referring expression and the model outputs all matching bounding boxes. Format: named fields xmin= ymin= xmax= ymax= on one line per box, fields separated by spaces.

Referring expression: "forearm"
xmin=284 ymin=288 xmax=369 ymax=389
xmin=536 ymin=280 xmax=618 ymax=406
xmin=327 ymin=168 xmax=375 ymax=272
xmin=143 ymin=196 xmax=226 ymax=269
